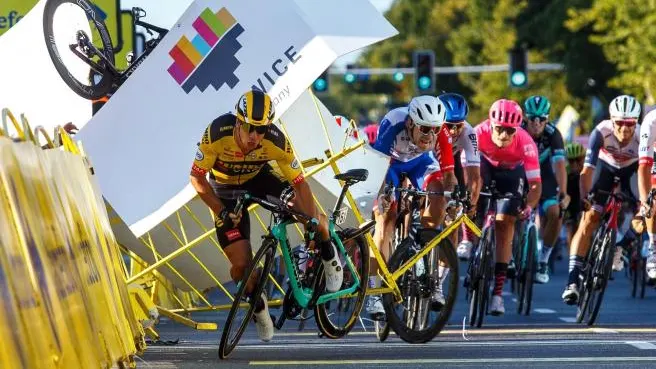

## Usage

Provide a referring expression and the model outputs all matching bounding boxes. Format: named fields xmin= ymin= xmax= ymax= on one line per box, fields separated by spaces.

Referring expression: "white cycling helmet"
xmin=609 ymin=95 xmax=641 ymax=119
xmin=408 ymin=95 xmax=446 ymax=128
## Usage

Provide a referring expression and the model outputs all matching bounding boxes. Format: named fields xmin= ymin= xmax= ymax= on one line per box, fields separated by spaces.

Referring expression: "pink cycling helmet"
xmin=489 ymin=99 xmax=523 ymax=127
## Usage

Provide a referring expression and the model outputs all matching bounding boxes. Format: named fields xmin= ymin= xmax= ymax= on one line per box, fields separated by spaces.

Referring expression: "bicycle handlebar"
xmin=231 ymin=192 xmax=312 ymax=223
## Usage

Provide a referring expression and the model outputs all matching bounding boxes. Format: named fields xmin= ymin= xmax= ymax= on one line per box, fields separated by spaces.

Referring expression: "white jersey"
xmin=451 ymin=121 xmax=480 ymax=167
xmin=639 ymin=109 xmax=656 ymax=166
xmin=585 ymin=119 xmax=640 ymax=169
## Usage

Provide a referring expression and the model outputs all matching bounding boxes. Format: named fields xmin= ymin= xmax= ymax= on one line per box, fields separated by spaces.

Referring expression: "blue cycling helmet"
xmin=438 ymin=93 xmax=469 ymax=122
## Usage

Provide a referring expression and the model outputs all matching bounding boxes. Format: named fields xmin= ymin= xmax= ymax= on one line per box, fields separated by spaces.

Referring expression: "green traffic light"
xmin=313 ymin=78 xmax=327 ymax=91
xmin=418 ymin=76 xmax=431 ymax=90
xmin=344 ymin=73 xmax=356 ymax=84
xmin=393 ymin=72 xmax=404 ymax=82
xmin=511 ymin=71 xmax=527 ymax=86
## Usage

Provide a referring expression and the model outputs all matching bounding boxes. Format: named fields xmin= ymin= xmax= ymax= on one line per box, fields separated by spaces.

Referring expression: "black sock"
xmin=320 ymin=239 xmax=335 ymax=261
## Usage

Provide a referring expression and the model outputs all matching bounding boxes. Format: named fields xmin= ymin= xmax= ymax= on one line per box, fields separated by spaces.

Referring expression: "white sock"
xmin=649 ymin=233 xmax=656 ymax=255
xmin=369 ymin=275 xmax=381 ymax=289
xmin=438 ymin=265 xmax=450 ymax=284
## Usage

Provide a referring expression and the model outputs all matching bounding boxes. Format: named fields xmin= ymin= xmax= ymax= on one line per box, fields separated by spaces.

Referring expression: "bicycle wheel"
xmin=43 ymin=0 xmax=116 ymax=99
xmin=467 ymin=226 xmax=489 ymax=327
xmin=631 ymin=242 xmax=639 ymax=298
xmin=640 ymin=256 xmax=647 ymax=299
xmin=384 ymin=236 xmax=458 ymax=343
xmin=576 ymin=228 xmax=603 ymax=323
xmin=315 ymin=233 xmax=369 ymax=339
xmin=520 ymin=226 xmax=537 ymax=316
xmin=218 ymin=241 xmax=275 ymax=359
xmin=476 ymin=227 xmax=493 ymax=328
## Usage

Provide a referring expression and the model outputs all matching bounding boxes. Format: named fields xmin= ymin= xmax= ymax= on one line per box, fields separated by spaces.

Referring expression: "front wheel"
xmin=519 ymin=226 xmax=537 ymax=316
xmin=383 ymin=237 xmax=458 ymax=343
xmin=218 ymin=241 xmax=275 ymax=359
xmin=314 ymin=234 xmax=369 ymax=339
xmin=43 ymin=0 xmax=116 ymax=99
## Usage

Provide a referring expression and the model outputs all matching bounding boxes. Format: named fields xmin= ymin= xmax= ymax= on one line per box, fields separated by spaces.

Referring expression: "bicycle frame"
xmin=271 ymin=220 xmax=360 ymax=308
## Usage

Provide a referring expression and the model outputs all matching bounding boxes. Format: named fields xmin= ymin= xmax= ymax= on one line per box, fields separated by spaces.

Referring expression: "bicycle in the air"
xmin=371 ymin=184 xmax=473 ymax=343
xmin=218 ymin=168 xmax=373 ymax=359
xmin=43 ymin=0 xmax=167 ymax=100
xmin=465 ymin=180 xmax=524 ymax=328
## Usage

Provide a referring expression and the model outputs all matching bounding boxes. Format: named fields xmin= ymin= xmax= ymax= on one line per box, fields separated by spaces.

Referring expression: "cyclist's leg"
xmin=489 ymin=164 xmax=524 ymax=315
xmin=563 ymin=163 xmax=611 ymax=303
xmin=536 ymin=193 xmax=560 ymax=283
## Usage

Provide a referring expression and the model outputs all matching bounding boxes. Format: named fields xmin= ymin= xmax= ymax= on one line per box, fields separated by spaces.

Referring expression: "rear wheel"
xmin=520 ymin=226 xmax=537 ymax=316
xmin=219 ymin=241 xmax=275 ymax=359
xmin=315 ymin=234 xmax=369 ymax=339
xmin=475 ymin=227 xmax=493 ymax=328
xmin=43 ymin=0 xmax=116 ymax=99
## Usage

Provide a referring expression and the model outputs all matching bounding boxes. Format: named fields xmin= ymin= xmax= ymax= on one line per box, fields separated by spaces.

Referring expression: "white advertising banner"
xmin=75 ymin=0 xmax=397 ymax=236
xmin=0 ymin=0 xmax=91 ymax=134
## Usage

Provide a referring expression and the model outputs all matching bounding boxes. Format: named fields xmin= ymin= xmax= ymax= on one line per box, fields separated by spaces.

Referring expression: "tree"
xmin=566 ymin=0 xmax=656 ymax=105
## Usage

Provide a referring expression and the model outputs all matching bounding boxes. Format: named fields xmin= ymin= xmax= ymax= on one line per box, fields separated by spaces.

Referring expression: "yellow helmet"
xmin=235 ymin=89 xmax=275 ymax=126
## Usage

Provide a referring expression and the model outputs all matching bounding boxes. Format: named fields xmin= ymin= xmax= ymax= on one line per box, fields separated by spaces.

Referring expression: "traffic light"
xmin=413 ymin=50 xmax=435 ymax=93
xmin=344 ymin=64 xmax=356 ymax=84
xmin=313 ymin=69 xmax=329 ymax=94
xmin=509 ymin=48 xmax=528 ymax=88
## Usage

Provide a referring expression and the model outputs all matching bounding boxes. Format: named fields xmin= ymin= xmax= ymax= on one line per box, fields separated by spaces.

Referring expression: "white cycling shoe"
xmin=322 ymin=245 xmax=344 ymax=292
xmin=253 ymin=293 xmax=274 ymax=342
xmin=457 ymin=241 xmax=473 ymax=261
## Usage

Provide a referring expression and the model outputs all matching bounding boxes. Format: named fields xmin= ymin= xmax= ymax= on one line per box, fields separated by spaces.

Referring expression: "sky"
xmin=120 ymin=0 xmax=395 ymax=66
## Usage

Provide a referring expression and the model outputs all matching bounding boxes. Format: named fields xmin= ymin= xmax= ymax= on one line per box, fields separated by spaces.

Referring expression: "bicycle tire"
xmin=515 ymin=230 xmax=525 ymax=315
xmin=476 ymin=227 xmax=494 ymax=328
xmin=218 ymin=241 xmax=275 ymax=359
xmin=586 ymin=228 xmax=615 ymax=326
xmin=383 ymin=237 xmax=458 ymax=343
xmin=631 ymin=242 xmax=639 ymax=298
xmin=522 ymin=226 xmax=537 ymax=316
xmin=640 ymin=256 xmax=647 ymax=299
xmin=315 ymin=234 xmax=369 ymax=339
xmin=43 ymin=0 xmax=116 ymax=100
xmin=576 ymin=228 xmax=601 ymax=323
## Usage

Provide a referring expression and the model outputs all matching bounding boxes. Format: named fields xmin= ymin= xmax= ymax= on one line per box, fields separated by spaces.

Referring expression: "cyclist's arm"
xmin=638 ymin=118 xmax=656 ymax=203
xmin=371 ymin=117 xmax=398 ymax=156
xmin=462 ymin=127 xmax=482 ymax=204
xmin=465 ymin=166 xmax=482 ymax=205
xmin=581 ymin=128 xmax=603 ymax=199
xmin=436 ymin=125 xmax=456 ymax=190
xmin=551 ymin=128 xmax=568 ymax=199
xmin=522 ymin=137 xmax=541 ymax=209
xmin=190 ymin=132 xmax=224 ymax=215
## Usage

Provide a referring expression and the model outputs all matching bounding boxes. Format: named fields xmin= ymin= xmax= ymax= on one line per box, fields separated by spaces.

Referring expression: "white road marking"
xmin=533 ymin=308 xmax=556 ymax=314
xmin=626 ymin=341 xmax=656 ymax=350
xmin=559 ymin=317 xmax=577 ymax=323
xmin=249 ymin=357 xmax=656 ymax=365
xmin=591 ymin=328 xmax=619 ymax=334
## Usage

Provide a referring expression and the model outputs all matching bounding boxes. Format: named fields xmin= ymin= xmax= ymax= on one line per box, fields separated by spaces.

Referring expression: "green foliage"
xmin=322 ymin=0 xmax=652 ymax=132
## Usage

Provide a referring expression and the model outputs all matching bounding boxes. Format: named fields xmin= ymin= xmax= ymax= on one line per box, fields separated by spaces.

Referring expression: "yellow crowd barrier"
xmin=0 ymin=109 xmax=144 ymax=369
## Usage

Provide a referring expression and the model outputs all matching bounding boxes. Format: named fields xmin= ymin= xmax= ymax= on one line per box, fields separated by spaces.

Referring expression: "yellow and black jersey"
xmin=191 ymin=113 xmax=304 ymax=185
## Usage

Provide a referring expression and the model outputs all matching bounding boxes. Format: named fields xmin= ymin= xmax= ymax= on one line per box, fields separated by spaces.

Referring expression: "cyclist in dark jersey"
xmin=521 ymin=96 xmax=570 ymax=284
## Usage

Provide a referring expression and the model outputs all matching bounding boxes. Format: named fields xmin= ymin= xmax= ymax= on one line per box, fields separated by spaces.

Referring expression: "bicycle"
xmin=218 ymin=168 xmax=373 ymax=359
xmin=43 ymin=0 xmax=168 ymax=100
xmin=576 ymin=177 xmax=636 ymax=325
xmin=512 ymin=211 xmax=538 ymax=316
xmin=465 ymin=180 xmax=523 ymax=328
xmin=379 ymin=186 xmax=467 ymax=343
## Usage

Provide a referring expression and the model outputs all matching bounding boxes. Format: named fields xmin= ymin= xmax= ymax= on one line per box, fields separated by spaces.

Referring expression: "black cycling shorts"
xmin=589 ymin=160 xmax=638 ymax=211
xmin=210 ymin=164 xmax=290 ymax=249
xmin=479 ymin=156 xmax=526 ymax=217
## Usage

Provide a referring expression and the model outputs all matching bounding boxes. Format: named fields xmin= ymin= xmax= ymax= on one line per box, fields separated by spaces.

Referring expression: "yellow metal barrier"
xmin=0 ymin=111 xmax=143 ymax=369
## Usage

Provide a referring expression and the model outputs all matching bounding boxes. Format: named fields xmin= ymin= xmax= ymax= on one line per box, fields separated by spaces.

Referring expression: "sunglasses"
xmin=612 ymin=119 xmax=637 ymax=128
xmin=445 ymin=122 xmax=465 ymax=130
xmin=493 ymin=125 xmax=517 ymax=136
xmin=415 ymin=124 xmax=439 ymax=135
xmin=527 ymin=115 xmax=549 ymax=123
xmin=242 ymin=122 xmax=268 ymax=134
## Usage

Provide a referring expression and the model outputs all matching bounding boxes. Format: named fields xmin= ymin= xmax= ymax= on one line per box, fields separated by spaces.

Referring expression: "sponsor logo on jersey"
xmin=195 ymin=149 xmax=204 ymax=161
xmin=290 ymin=158 xmax=300 ymax=169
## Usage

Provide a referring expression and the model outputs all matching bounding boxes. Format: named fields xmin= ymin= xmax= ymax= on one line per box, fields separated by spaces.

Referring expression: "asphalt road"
xmin=138 ymin=253 xmax=656 ymax=368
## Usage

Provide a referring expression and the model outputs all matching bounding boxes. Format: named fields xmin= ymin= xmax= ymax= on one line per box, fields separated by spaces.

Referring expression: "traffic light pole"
xmin=326 ymin=63 xmax=564 ymax=75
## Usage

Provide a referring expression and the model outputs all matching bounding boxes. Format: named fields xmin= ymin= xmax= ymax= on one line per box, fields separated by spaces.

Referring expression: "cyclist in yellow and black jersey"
xmin=189 ymin=89 xmax=343 ymax=343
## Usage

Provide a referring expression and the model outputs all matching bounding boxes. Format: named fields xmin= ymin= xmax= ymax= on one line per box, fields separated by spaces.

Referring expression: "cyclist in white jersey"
xmin=435 ymin=93 xmax=482 ymax=260
xmin=563 ymin=95 xmax=642 ymax=304
xmin=637 ymin=107 xmax=656 ymax=280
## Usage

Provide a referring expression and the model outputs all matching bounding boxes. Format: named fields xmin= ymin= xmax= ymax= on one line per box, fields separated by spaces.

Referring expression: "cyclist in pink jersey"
xmin=474 ymin=99 xmax=542 ymax=315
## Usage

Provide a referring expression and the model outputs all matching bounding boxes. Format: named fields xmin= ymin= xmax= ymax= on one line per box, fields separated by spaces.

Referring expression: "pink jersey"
xmin=475 ymin=119 xmax=541 ymax=183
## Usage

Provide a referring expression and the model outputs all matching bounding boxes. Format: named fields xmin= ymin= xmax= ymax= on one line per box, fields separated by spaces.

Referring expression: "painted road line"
xmin=249 ymin=356 xmax=656 ymax=366
xmin=145 ymin=340 xmax=634 ymax=351
xmin=627 ymin=341 xmax=656 ymax=350
xmin=533 ymin=308 xmax=556 ymax=314
xmin=559 ymin=317 xmax=577 ymax=323
xmin=591 ymin=328 xmax=619 ymax=334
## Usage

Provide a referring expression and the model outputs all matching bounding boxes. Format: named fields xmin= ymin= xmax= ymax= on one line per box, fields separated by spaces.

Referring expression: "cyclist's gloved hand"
xmin=559 ymin=192 xmax=571 ymax=210
xmin=638 ymin=201 xmax=651 ymax=218
xmin=376 ymin=193 xmax=393 ymax=215
xmin=581 ymin=195 xmax=593 ymax=212
xmin=217 ymin=207 xmax=242 ymax=228
xmin=518 ymin=205 xmax=532 ymax=220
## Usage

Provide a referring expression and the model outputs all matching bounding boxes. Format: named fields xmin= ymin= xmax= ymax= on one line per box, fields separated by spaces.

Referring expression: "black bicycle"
xmin=465 ymin=181 xmax=522 ymax=327
xmin=43 ymin=0 xmax=167 ymax=100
